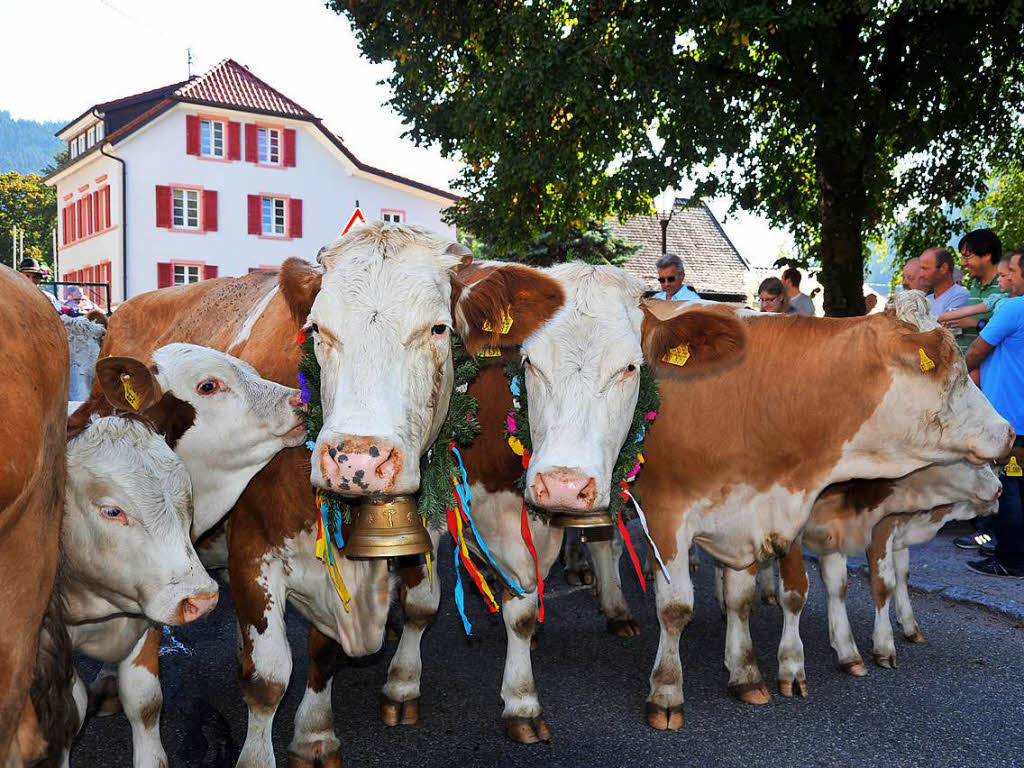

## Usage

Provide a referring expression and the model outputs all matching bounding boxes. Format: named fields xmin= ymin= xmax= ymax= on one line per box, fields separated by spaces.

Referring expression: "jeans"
xmin=994 ymin=470 xmax=1024 ymax=567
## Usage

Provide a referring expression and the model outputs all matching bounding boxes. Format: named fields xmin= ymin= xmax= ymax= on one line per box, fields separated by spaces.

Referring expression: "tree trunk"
xmin=816 ymin=147 xmax=868 ymax=318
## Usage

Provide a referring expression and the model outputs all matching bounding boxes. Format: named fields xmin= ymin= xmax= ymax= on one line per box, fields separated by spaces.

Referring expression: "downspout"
xmin=97 ymin=110 xmax=127 ymax=305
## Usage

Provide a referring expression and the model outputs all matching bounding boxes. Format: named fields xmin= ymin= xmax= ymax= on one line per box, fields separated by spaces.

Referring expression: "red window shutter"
xmin=155 ymin=186 xmax=172 ymax=228
xmin=92 ymin=191 xmax=99 ymax=231
xmin=283 ymin=129 xmax=296 ymax=167
xmin=104 ymin=187 xmax=111 ymax=229
xmin=86 ymin=195 xmax=93 ymax=235
xmin=202 ymin=265 xmax=219 ymax=281
xmin=202 ymin=190 xmax=218 ymax=232
xmin=71 ymin=205 xmax=77 ymax=241
xmin=247 ymin=195 xmax=261 ymax=235
xmin=228 ymin=122 xmax=241 ymax=160
xmin=77 ymin=200 xmax=84 ymax=237
xmin=245 ymin=124 xmax=258 ymax=163
xmin=186 ymin=115 xmax=200 ymax=155
xmin=288 ymin=198 xmax=302 ymax=238
xmin=61 ymin=209 xmax=67 ymax=245
xmin=157 ymin=262 xmax=173 ymax=288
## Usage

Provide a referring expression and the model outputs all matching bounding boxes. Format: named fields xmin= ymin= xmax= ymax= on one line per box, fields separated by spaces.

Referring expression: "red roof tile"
xmin=174 ymin=59 xmax=312 ymax=117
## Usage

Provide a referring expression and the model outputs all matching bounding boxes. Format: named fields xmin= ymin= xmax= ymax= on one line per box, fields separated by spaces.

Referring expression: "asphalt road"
xmin=71 ymin=547 xmax=1024 ymax=768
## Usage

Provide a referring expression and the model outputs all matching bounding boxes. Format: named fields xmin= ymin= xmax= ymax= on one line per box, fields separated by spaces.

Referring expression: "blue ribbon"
xmin=451 ymin=446 xmax=524 ymax=596
xmin=452 ymin=543 xmax=472 ymax=635
xmin=509 ymin=374 xmax=521 ymax=397
xmin=320 ymin=497 xmax=345 ymax=557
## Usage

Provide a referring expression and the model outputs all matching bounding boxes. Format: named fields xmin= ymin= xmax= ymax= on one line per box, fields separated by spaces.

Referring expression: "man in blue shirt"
xmin=965 ymin=248 xmax=1024 ymax=577
xmin=653 ymin=253 xmax=701 ymax=301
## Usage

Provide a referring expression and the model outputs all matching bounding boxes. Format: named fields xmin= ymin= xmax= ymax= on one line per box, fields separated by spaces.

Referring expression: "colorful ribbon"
xmin=447 ymin=507 xmax=472 ymax=635
xmin=617 ymin=505 xmax=646 ymax=592
xmin=315 ymin=506 xmax=351 ymax=612
xmin=623 ymin=488 xmax=671 ymax=583
xmin=520 ymin=500 xmax=545 ymax=622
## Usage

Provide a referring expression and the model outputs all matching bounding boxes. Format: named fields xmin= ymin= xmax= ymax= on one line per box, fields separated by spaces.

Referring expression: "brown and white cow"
xmin=715 ymin=460 xmax=1002 ymax=704
xmin=85 ymin=222 xmax=565 ymax=767
xmin=508 ymin=286 xmax=1012 ymax=730
xmin=0 ymin=266 xmax=77 ymax=768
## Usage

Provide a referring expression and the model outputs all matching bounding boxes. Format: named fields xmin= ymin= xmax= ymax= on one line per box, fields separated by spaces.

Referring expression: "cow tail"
xmin=28 ymin=569 xmax=79 ymax=767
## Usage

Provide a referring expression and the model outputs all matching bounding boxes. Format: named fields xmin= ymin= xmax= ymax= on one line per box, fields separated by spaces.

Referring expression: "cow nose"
xmin=531 ymin=467 xmax=597 ymax=511
xmin=177 ymin=590 xmax=219 ymax=623
xmin=320 ymin=436 xmax=401 ymax=495
xmin=288 ymin=392 xmax=306 ymax=409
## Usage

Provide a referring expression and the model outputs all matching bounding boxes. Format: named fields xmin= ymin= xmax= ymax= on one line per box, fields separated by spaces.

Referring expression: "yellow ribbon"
xmin=455 ymin=504 xmax=497 ymax=608
xmin=315 ymin=511 xmax=351 ymax=613
xmin=421 ymin=513 xmax=434 ymax=587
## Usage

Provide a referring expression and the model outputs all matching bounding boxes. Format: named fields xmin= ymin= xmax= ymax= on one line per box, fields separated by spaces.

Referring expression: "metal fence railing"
xmin=39 ymin=281 xmax=112 ymax=316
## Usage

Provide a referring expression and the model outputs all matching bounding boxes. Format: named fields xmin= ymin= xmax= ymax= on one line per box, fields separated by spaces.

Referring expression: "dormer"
xmin=59 ymin=114 xmax=105 ymax=161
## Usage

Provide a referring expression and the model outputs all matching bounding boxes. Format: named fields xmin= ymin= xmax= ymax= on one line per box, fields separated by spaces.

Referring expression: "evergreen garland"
xmin=297 ymin=330 xmax=480 ymax=534
xmin=504 ymin=359 xmax=660 ymax=521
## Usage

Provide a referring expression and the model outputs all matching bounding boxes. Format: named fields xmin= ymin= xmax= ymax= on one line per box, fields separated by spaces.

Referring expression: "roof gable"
xmin=174 ymin=59 xmax=313 ymax=118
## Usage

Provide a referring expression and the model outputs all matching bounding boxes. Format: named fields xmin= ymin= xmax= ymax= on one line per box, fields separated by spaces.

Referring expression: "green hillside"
xmin=0 ymin=111 xmax=65 ymax=174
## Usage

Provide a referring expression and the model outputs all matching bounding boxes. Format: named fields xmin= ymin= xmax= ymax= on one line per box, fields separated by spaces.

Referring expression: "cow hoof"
xmin=645 ymin=702 xmax=684 ymax=731
xmin=504 ymin=715 xmax=550 ymax=744
xmin=873 ymin=652 xmax=896 ymax=669
xmin=904 ymin=629 xmax=926 ymax=644
xmin=839 ymin=660 xmax=868 ymax=677
xmin=761 ymin=593 xmax=779 ymax=606
xmin=778 ymin=678 xmax=808 ymax=698
xmin=729 ymin=682 xmax=771 ymax=705
xmin=606 ymin=617 xmax=641 ymax=638
xmin=379 ymin=696 xmax=419 ymax=727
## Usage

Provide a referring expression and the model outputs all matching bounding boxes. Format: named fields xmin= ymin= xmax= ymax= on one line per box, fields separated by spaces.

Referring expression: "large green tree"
xmin=338 ymin=0 xmax=1024 ymax=316
xmin=0 ymin=171 xmax=56 ymax=269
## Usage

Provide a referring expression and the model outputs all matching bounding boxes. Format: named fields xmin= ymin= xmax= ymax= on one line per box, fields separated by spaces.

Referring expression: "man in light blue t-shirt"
xmin=965 ymin=249 xmax=1024 ymax=577
xmin=919 ymin=247 xmax=969 ymax=317
xmin=653 ymin=253 xmax=701 ymax=301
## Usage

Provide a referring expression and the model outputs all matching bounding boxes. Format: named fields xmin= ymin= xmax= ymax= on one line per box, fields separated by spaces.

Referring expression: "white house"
xmin=45 ymin=58 xmax=459 ymax=306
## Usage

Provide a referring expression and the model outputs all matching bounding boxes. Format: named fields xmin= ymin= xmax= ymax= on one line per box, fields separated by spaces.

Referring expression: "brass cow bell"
xmin=344 ymin=495 xmax=432 ymax=559
xmin=549 ymin=512 xmax=614 ymax=531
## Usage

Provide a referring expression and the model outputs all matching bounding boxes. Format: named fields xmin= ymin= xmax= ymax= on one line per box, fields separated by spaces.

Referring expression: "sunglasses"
xmin=657 ymin=276 xmax=679 ymax=284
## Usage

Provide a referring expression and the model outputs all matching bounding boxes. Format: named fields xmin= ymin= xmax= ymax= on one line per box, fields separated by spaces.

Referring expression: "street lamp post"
xmin=654 ymin=188 xmax=676 ymax=255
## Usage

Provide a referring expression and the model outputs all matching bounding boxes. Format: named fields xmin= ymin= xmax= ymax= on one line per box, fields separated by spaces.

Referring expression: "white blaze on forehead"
xmin=229 ymin=285 xmax=280 ymax=354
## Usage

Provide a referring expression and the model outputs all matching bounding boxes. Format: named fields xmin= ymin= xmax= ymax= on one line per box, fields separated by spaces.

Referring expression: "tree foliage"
xmin=966 ymin=163 xmax=1024 ymax=250
xmin=337 ymin=0 xmax=1024 ymax=316
xmin=0 ymin=171 xmax=56 ymax=269
xmin=475 ymin=219 xmax=639 ymax=267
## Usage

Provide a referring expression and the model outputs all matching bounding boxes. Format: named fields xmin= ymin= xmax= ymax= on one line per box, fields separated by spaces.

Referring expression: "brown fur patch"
xmin=307 ymin=627 xmax=341 ymax=693
xmin=461 ymin=365 xmax=522 ymax=494
xmin=658 ymin=603 xmax=693 ymax=631
xmin=137 ymin=697 xmax=162 ymax=731
xmin=85 ymin=309 xmax=108 ymax=327
xmin=778 ymin=538 xmax=809 ymax=597
xmin=511 ymin=610 xmax=537 ymax=640
xmin=867 ymin=517 xmax=898 ymax=608
xmin=279 ymin=257 xmax=322 ymax=326
xmin=641 ymin=302 xmax=748 ymax=378
xmin=131 ymin=628 xmax=161 ymax=677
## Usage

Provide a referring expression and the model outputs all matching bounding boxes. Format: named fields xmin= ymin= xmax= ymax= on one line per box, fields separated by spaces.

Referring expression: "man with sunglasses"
xmin=653 ymin=253 xmax=700 ymax=301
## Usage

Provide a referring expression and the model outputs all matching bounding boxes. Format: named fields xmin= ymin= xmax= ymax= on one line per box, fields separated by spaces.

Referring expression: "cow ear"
xmin=452 ymin=264 xmax=565 ymax=353
xmin=279 ymin=257 xmax=322 ymax=326
xmin=85 ymin=309 xmax=108 ymax=328
xmin=641 ymin=301 xmax=747 ymax=377
xmin=897 ymin=329 xmax=954 ymax=375
xmin=95 ymin=356 xmax=163 ymax=412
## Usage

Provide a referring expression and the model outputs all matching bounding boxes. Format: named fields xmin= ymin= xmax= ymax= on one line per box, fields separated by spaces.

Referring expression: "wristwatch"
xmin=977 ymin=319 xmax=987 ymax=331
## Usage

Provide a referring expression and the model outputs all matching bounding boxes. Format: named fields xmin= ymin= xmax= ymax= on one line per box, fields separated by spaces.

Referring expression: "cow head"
xmin=289 ymin=222 xmax=564 ymax=497
xmin=62 ymin=314 xmax=106 ymax=401
xmin=884 ymin=461 xmax=1002 ymax=513
xmin=64 ymin=415 xmax=218 ymax=625
xmin=522 ymin=265 xmax=747 ymax=515
xmin=873 ymin=292 xmax=1014 ymax=468
xmin=94 ymin=344 xmax=305 ymax=538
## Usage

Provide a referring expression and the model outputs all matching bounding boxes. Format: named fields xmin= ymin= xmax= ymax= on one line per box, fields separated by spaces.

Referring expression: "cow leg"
xmin=646 ymin=547 xmax=694 ymax=731
xmin=236 ymin=565 xmax=291 ymax=768
xmin=288 ymin=627 xmax=342 ymax=768
xmin=758 ymin=560 xmax=779 ymax=606
xmin=867 ymin=525 xmax=897 ymax=669
xmin=892 ymin=546 xmax=923 ymax=643
xmin=713 ymin=564 xmax=726 ymax=618
xmin=87 ymin=663 xmax=122 ymax=717
xmin=381 ymin=535 xmax=442 ymax=727
xmin=562 ymin=529 xmax=593 ymax=586
xmin=776 ymin=538 xmax=809 ymax=698
xmin=589 ymin=534 xmax=639 ymax=638
xmin=118 ymin=627 xmax=167 ymax=768
xmin=722 ymin=564 xmax=769 ymax=705
xmin=819 ymin=552 xmax=866 ymax=676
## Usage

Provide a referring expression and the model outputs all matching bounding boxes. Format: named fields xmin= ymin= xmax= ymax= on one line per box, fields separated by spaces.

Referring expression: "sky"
xmin=0 ymin=0 xmax=789 ymax=267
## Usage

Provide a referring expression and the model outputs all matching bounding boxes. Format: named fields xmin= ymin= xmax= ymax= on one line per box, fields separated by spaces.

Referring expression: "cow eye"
xmin=627 ymin=364 xmax=637 ymax=372
xmin=99 ymin=506 xmax=128 ymax=525
xmin=431 ymin=324 xmax=448 ymax=336
xmin=197 ymin=378 xmax=222 ymax=395
xmin=309 ymin=323 xmax=319 ymax=334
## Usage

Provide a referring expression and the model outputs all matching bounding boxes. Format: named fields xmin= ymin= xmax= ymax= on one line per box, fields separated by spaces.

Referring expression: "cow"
xmin=498 ymin=285 xmax=1012 ymax=731
xmin=715 ymin=460 xmax=1002 ymax=704
xmin=82 ymin=222 xmax=565 ymax=767
xmin=0 ymin=265 xmax=77 ymax=768
xmin=62 ymin=315 xmax=107 ymax=402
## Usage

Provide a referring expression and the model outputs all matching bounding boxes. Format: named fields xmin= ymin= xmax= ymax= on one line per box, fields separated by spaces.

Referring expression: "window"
xmin=262 ymin=197 xmax=286 ymax=236
xmin=381 ymin=210 xmax=405 ymax=224
xmin=86 ymin=127 xmax=95 ymax=148
xmin=258 ymin=127 xmax=280 ymax=165
xmin=174 ymin=264 xmax=201 ymax=286
xmin=95 ymin=122 xmax=103 ymax=142
xmin=200 ymin=119 xmax=225 ymax=158
xmin=69 ymin=140 xmax=78 ymax=159
xmin=172 ymin=188 xmax=200 ymax=229
xmin=77 ymin=135 xmax=85 ymax=155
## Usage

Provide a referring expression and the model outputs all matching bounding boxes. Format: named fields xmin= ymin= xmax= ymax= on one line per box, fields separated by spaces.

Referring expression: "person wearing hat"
xmin=18 ymin=257 xmax=61 ymax=311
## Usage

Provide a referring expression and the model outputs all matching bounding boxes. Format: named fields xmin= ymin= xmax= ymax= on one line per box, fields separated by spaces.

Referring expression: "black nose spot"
xmin=338 ymin=454 xmax=348 ymax=464
xmin=328 ymin=447 xmax=337 ymax=459
xmin=368 ymin=446 xmax=380 ymax=458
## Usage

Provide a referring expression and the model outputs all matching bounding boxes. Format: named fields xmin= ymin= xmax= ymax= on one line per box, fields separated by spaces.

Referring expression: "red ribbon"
xmin=520 ymin=500 xmax=545 ymax=622
xmin=618 ymin=508 xmax=646 ymax=592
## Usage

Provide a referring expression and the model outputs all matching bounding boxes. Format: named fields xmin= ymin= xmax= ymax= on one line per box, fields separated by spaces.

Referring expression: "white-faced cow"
xmin=81 ymin=222 xmax=565 ymax=767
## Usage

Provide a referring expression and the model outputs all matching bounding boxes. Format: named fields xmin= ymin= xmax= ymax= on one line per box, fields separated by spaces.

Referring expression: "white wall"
xmin=116 ymin=103 xmax=455 ymax=297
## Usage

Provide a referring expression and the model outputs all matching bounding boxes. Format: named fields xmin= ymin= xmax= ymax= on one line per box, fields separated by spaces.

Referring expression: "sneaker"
xmin=979 ymin=542 xmax=997 ymax=558
xmin=954 ymin=532 xmax=993 ymax=550
xmin=966 ymin=557 xmax=1024 ymax=578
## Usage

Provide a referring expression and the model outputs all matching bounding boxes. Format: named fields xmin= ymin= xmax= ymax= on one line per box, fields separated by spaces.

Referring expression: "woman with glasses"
xmin=757 ymin=276 xmax=791 ymax=313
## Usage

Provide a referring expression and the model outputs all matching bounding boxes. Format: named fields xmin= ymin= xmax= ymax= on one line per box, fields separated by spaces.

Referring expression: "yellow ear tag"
xmin=918 ymin=348 xmax=935 ymax=372
xmin=482 ymin=308 xmax=514 ymax=335
xmin=120 ymin=373 xmax=141 ymax=411
xmin=1007 ymin=456 xmax=1023 ymax=477
xmin=507 ymin=435 xmax=525 ymax=456
xmin=662 ymin=344 xmax=691 ymax=367
xmin=478 ymin=347 xmax=501 ymax=358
